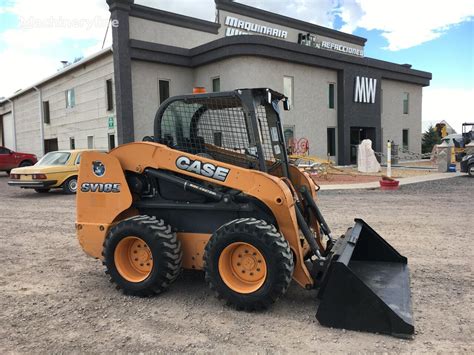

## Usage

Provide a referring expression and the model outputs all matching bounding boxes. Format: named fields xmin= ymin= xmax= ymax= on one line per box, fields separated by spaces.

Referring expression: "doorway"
xmin=350 ymin=127 xmax=376 ymax=164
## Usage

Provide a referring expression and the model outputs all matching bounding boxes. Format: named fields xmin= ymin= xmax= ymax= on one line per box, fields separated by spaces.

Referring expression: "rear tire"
xmin=103 ymin=215 xmax=182 ymax=296
xmin=34 ymin=188 xmax=50 ymax=193
xmin=204 ymin=218 xmax=293 ymax=311
xmin=468 ymin=164 xmax=474 ymax=177
xmin=62 ymin=176 xmax=77 ymax=194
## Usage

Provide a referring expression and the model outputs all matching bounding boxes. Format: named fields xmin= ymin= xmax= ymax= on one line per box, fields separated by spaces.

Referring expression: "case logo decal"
xmin=176 ymin=156 xmax=230 ymax=182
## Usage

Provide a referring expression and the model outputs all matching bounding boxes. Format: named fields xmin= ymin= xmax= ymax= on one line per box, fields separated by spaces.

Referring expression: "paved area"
xmin=0 ymin=173 xmax=472 ymax=353
xmin=319 ymin=171 xmax=463 ymax=190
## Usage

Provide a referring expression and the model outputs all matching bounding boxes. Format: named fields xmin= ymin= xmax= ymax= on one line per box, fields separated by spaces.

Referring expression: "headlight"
xmin=462 ymin=154 xmax=472 ymax=162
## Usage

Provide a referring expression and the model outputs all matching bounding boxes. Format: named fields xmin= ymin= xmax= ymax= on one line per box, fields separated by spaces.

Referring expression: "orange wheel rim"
xmin=114 ymin=237 xmax=153 ymax=282
xmin=218 ymin=242 xmax=267 ymax=294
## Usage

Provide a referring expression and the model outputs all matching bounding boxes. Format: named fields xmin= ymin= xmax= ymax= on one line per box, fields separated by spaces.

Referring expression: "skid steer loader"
xmin=76 ymin=88 xmax=414 ymax=338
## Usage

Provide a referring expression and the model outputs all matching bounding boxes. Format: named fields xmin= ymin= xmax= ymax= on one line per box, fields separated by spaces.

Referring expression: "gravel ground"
xmin=0 ymin=172 xmax=472 ymax=353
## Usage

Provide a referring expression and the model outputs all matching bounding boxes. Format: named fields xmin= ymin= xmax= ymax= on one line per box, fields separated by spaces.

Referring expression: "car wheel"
xmin=19 ymin=160 xmax=33 ymax=167
xmin=468 ymin=164 xmax=474 ymax=177
xmin=63 ymin=176 xmax=78 ymax=194
xmin=6 ymin=170 xmax=11 ymax=175
xmin=34 ymin=188 xmax=50 ymax=193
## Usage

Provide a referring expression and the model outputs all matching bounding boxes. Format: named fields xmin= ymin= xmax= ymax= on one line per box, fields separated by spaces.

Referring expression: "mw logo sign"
xmin=354 ymin=76 xmax=377 ymax=104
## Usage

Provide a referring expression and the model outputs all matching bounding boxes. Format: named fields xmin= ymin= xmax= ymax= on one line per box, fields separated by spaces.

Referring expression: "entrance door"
xmin=44 ymin=138 xmax=58 ymax=153
xmin=350 ymin=127 xmax=376 ymax=163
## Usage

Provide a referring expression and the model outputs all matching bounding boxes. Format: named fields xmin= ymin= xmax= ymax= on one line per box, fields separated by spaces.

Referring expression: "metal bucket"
xmin=316 ymin=219 xmax=414 ymax=338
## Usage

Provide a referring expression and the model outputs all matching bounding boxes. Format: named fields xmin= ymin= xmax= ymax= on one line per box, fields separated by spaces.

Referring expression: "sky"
xmin=0 ymin=0 xmax=473 ymax=132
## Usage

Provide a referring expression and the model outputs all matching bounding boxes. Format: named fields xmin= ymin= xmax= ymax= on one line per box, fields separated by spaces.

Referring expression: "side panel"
xmin=76 ymin=151 xmax=132 ymax=258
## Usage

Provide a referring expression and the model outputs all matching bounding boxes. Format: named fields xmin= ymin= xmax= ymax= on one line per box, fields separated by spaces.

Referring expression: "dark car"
xmin=0 ymin=146 xmax=37 ymax=174
xmin=460 ymin=153 xmax=474 ymax=177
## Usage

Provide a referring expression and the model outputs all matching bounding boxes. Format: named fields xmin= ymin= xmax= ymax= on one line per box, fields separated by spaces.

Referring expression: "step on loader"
xmin=76 ymin=88 xmax=414 ymax=338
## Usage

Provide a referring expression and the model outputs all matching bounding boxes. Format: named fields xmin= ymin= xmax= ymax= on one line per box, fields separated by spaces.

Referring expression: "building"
xmin=0 ymin=0 xmax=431 ymax=164
xmin=0 ymin=48 xmax=116 ymax=157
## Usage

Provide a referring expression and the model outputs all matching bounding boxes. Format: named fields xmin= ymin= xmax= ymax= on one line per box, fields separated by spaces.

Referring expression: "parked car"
xmin=460 ymin=154 xmax=474 ymax=177
xmin=8 ymin=149 xmax=92 ymax=194
xmin=0 ymin=146 xmax=37 ymax=174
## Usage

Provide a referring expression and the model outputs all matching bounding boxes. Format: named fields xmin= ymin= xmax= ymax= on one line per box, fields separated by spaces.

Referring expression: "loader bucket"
xmin=316 ymin=219 xmax=414 ymax=338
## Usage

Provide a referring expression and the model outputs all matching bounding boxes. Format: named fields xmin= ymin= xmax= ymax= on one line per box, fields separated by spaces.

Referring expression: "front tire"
xmin=103 ymin=215 xmax=182 ymax=296
xmin=204 ymin=218 xmax=294 ymax=311
xmin=62 ymin=176 xmax=77 ymax=194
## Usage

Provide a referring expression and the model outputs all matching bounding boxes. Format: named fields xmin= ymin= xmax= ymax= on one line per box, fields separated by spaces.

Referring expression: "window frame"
xmin=328 ymin=83 xmax=335 ymax=109
xmin=402 ymin=129 xmax=409 ymax=150
xmin=403 ymin=92 xmax=409 ymax=115
xmin=65 ymin=88 xmax=75 ymax=108
xmin=327 ymin=127 xmax=337 ymax=157
xmin=106 ymin=79 xmax=114 ymax=111
xmin=212 ymin=77 xmax=220 ymax=93
xmin=43 ymin=101 xmax=50 ymax=124
xmin=283 ymin=76 xmax=294 ymax=108
xmin=159 ymin=79 xmax=170 ymax=104
xmin=87 ymin=135 xmax=94 ymax=149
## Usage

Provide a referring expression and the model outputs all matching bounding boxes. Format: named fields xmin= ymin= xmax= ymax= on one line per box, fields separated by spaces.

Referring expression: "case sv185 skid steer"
xmin=76 ymin=88 xmax=414 ymax=338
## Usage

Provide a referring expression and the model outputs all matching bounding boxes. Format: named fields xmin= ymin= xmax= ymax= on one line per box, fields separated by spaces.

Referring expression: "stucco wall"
xmin=381 ymin=80 xmax=422 ymax=155
xmin=129 ymin=17 xmax=218 ymax=48
xmin=131 ymin=60 xmax=194 ymax=140
xmin=40 ymin=54 xmax=116 ymax=152
xmin=193 ymin=56 xmax=338 ymax=159
xmin=13 ymin=91 xmax=42 ymax=157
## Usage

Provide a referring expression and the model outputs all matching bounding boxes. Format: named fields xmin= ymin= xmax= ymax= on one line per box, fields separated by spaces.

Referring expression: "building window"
xmin=159 ymin=80 xmax=170 ymax=104
xmin=106 ymin=79 xmax=114 ymax=111
xmin=66 ymin=88 xmax=75 ymax=108
xmin=87 ymin=135 xmax=94 ymax=149
xmin=328 ymin=83 xmax=335 ymax=109
xmin=327 ymin=127 xmax=336 ymax=156
xmin=283 ymin=76 xmax=294 ymax=107
xmin=403 ymin=92 xmax=409 ymax=114
xmin=43 ymin=101 xmax=50 ymax=124
xmin=212 ymin=77 xmax=220 ymax=92
xmin=108 ymin=134 xmax=116 ymax=150
xmin=70 ymin=137 xmax=75 ymax=149
xmin=402 ymin=129 xmax=409 ymax=150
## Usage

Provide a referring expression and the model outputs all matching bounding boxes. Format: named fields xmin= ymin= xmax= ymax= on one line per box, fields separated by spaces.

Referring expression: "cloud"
xmin=337 ymin=0 xmax=474 ymax=50
xmin=422 ymin=87 xmax=474 ymax=133
xmin=0 ymin=0 xmax=110 ymax=97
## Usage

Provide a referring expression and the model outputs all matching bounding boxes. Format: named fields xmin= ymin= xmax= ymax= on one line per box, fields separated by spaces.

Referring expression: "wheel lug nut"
xmin=237 ymin=263 xmax=241 ymax=266
xmin=257 ymin=268 xmax=260 ymax=272
xmin=245 ymin=250 xmax=248 ymax=253
xmin=242 ymin=270 xmax=245 ymax=273
xmin=238 ymin=254 xmax=242 ymax=258
xmin=252 ymin=252 xmax=256 ymax=256
xmin=134 ymin=258 xmax=138 ymax=261
xmin=250 ymin=272 xmax=254 ymax=276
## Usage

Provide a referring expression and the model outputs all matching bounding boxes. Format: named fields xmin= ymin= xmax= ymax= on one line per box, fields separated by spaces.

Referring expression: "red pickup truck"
xmin=0 ymin=146 xmax=37 ymax=174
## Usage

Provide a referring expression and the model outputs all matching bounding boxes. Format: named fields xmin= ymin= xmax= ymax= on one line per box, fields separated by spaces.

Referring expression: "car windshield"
xmin=36 ymin=152 xmax=71 ymax=166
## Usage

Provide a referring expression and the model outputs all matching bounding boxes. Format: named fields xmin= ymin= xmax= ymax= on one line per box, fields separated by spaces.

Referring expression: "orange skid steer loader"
xmin=76 ymin=88 xmax=414 ymax=337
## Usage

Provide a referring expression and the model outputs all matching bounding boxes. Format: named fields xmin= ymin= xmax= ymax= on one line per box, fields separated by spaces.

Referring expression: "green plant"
xmin=422 ymin=125 xmax=441 ymax=154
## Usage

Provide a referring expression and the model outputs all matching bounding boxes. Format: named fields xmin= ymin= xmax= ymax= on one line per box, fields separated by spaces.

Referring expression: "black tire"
xmin=103 ymin=215 xmax=182 ymax=296
xmin=19 ymin=160 xmax=33 ymax=167
xmin=6 ymin=170 xmax=11 ymax=175
xmin=468 ymin=164 xmax=474 ymax=177
xmin=204 ymin=218 xmax=294 ymax=311
xmin=62 ymin=176 xmax=78 ymax=194
xmin=34 ymin=188 xmax=50 ymax=193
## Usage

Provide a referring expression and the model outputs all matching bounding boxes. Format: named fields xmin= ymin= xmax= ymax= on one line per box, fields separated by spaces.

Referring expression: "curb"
xmin=318 ymin=172 xmax=463 ymax=191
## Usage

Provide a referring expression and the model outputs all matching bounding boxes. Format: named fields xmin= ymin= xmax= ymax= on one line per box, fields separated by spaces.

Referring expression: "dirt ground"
xmin=0 ymin=172 xmax=472 ymax=353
